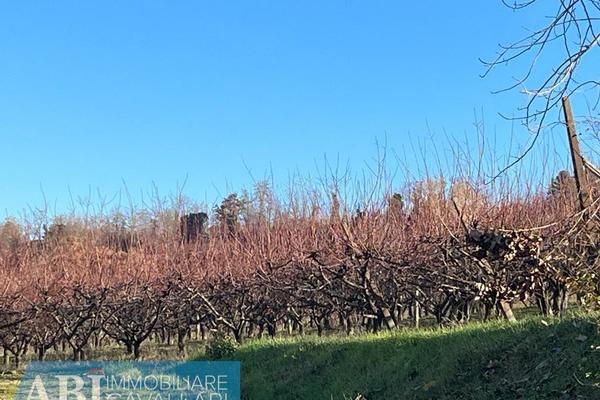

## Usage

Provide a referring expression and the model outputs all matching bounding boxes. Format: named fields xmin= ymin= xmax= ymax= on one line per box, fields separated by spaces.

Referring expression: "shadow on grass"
xmin=231 ymin=316 xmax=600 ymax=400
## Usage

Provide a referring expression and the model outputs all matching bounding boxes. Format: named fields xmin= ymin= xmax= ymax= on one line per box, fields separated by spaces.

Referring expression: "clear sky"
xmin=0 ymin=1 xmax=580 ymax=218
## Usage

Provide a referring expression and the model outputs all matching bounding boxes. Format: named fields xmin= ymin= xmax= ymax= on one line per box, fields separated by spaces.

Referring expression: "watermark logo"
xmin=15 ymin=361 xmax=240 ymax=400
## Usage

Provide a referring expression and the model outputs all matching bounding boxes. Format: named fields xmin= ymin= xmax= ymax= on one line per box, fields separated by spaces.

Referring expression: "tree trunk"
xmin=233 ymin=328 xmax=244 ymax=344
xmin=133 ymin=342 xmax=141 ymax=359
xmin=414 ymin=299 xmax=420 ymax=329
xmin=499 ymin=300 xmax=517 ymax=322
xmin=267 ymin=322 xmax=276 ymax=338
xmin=177 ymin=329 xmax=187 ymax=355
xmin=73 ymin=348 xmax=83 ymax=362
xmin=315 ymin=319 xmax=323 ymax=337
xmin=381 ymin=308 xmax=396 ymax=330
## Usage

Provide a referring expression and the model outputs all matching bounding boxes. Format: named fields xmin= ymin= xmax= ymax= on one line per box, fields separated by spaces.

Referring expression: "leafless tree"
xmin=483 ymin=0 xmax=600 ymax=171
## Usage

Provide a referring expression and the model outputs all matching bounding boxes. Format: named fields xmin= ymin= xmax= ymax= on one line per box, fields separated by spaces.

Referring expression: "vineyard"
xmin=1 ymin=163 xmax=599 ymax=367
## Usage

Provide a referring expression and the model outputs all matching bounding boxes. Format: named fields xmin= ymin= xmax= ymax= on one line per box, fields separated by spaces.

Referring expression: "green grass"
xmin=0 ymin=371 xmax=20 ymax=400
xmin=0 ymin=341 xmax=198 ymax=400
xmin=2 ymin=314 xmax=599 ymax=399
xmin=195 ymin=314 xmax=600 ymax=399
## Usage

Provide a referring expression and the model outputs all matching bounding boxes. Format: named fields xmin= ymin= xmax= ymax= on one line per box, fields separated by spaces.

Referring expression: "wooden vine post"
xmin=562 ymin=97 xmax=593 ymax=212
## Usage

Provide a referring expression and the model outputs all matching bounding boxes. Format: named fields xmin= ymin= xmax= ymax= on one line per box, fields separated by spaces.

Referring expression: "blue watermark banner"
xmin=15 ymin=361 xmax=240 ymax=400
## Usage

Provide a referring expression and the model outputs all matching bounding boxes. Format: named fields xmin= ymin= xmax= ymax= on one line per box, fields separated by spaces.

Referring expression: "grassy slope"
xmin=204 ymin=314 xmax=600 ymax=400
xmin=0 ymin=372 xmax=19 ymax=400
xmin=1 ymin=314 xmax=599 ymax=400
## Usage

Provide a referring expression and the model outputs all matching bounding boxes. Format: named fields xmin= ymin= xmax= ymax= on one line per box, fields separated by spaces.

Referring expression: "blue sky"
xmin=0 ymin=1 xmax=582 ymax=217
